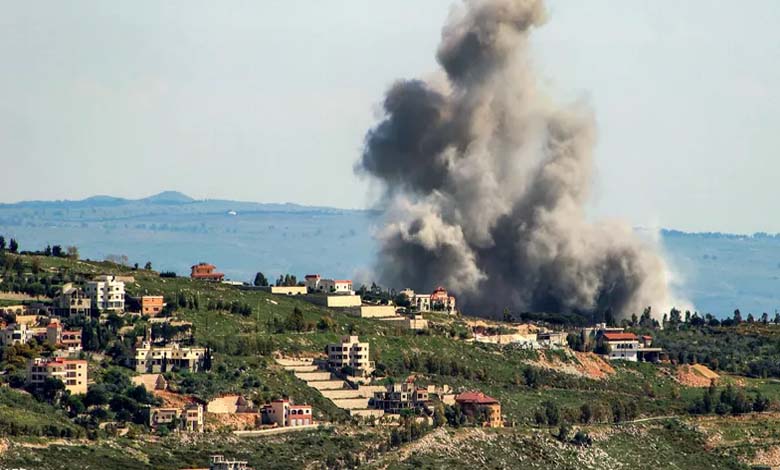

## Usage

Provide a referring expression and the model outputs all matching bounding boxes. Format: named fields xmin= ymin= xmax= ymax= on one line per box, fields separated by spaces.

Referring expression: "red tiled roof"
xmin=602 ymin=332 xmax=638 ymax=341
xmin=455 ymin=391 xmax=499 ymax=405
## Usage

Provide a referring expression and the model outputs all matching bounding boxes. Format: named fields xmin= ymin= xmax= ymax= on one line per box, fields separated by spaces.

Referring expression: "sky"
xmin=1 ymin=0 xmax=778 ymax=233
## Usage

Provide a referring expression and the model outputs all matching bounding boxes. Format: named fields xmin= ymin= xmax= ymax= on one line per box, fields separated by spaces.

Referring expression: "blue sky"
xmin=1 ymin=1 xmax=778 ymax=233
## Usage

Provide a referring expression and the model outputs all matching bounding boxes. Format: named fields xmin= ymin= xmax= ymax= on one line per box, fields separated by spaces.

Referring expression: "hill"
xmin=2 ymin=251 xmax=780 ymax=468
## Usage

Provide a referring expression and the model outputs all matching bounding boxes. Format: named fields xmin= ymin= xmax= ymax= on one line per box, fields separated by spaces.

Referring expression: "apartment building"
xmin=372 ymin=382 xmax=430 ymax=413
xmin=27 ymin=357 xmax=88 ymax=395
xmin=45 ymin=319 xmax=82 ymax=351
xmin=261 ymin=398 xmax=313 ymax=427
xmin=132 ymin=337 xmax=208 ymax=373
xmin=85 ymin=275 xmax=125 ymax=312
xmin=128 ymin=295 xmax=165 ymax=316
xmin=53 ymin=283 xmax=92 ymax=316
xmin=326 ymin=335 xmax=374 ymax=376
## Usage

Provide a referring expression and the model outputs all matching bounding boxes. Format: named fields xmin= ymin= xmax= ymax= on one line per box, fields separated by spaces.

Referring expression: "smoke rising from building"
xmin=357 ymin=0 xmax=682 ymax=319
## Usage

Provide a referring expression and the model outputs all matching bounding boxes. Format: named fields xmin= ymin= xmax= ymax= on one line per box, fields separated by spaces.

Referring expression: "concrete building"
xmin=45 ymin=319 xmax=82 ymax=351
xmin=536 ymin=331 xmax=567 ymax=349
xmin=128 ymin=295 xmax=166 ymax=316
xmin=27 ymin=357 xmax=88 ymax=395
xmin=85 ymin=275 xmax=125 ymax=312
xmin=304 ymin=274 xmax=353 ymax=294
xmin=148 ymin=403 xmax=204 ymax=433
xmin=401 ymin=287 xmax=457 ymax=314
xmin=326 ymin=335 xmax=374 ymax=377
xmin=53 ymin=283 xmax=91 ymax=316
xmin=600 ymin=331 xmax=663 ymax=362
xmin=455 ymin=391 xmax=502 ymax=428
xmin=372 ymin=382 xmax=430 ymax=413
xmin=190 ymin=263 xmax=225 ymax=281
xmin=261 ymin=398 xmax=313 ymax=427
xmin=132 ymin=330 xmax=208 ymax=373
xmin=0 ymin=322 xmax=34 ymax=346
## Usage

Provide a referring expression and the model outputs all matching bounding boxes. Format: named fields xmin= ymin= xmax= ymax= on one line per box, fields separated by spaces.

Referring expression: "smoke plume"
xmin=357 ymin=0 xmax=681 ymax=319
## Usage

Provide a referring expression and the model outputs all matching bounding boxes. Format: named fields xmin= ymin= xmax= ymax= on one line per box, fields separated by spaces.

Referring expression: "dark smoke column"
xmin=356 ymin=0 xmax=682 ymax=319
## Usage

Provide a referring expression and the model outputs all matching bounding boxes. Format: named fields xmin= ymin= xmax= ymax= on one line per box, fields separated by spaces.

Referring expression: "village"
xmin=0 ymin=253 xmax=673 ymax=451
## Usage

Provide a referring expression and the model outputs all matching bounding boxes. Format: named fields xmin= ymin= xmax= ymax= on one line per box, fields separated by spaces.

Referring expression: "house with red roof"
xmin=599 ymin=330 xmax=663 ymax=362
xmin=455 ymin=391 xmax=502 ymax=428
xmin=190 ymin=263 xmax=224 ymax=281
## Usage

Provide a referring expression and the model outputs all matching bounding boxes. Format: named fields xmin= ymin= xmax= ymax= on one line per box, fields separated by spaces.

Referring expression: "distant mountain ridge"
xmin=0 ymin=191 xmax=361 ymax=214
xmin=2 ymin=192 xmax=780 ymax=316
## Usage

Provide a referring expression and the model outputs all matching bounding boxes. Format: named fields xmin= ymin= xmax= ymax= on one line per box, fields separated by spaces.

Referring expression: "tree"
xmin=556 ymin=422 xmax=571 ymax=442
xmin=253 ymin=272 xmax=269 ymax=287
xmin=733 ymin=309 xmax=743 ymax=324
xmin=286 ymin=307 xmax=306 ymax=332
xmin=44 ymin=245 xmax=52 ymax=256
xmin=747 ymin=313 xmax=755 ymax=323
xmin=0 ymin=235 xmax=5 ymax=251
xmin=8 ymin=238 xmax=18 ymax=253
xmin=52 ymin=245 xmax=63 ymax=257
xmin=579 ymin=403 xmax=593 ymax=424
xmin=144 ymin=261 xmax=153 ymax=270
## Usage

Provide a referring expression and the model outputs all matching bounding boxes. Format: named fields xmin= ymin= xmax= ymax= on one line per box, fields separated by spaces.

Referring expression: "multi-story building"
xmin=147 ymin=403 xmax=204 ymax=433
xmin=132 ymin=331 xmax=208 ymax=373
xmin=0 ymin=322 xmax=34 ymax=346
xmin=261 ymin=398 xmax=313 ymax=427
xmin=326 ymin=335 xmax=374 ymax=376
xmin=45 ymin=319 xmax=82 ymax=351
xmin=190 ymin=263 xmax=225 ymax=281
xmin=53 ymin=284 xmax=92 ymax=317
xmin=455 ymin=391 xmax=502 ymax=428
xmin=372 ymin=382 xmax=430 ymax=413
xmin=400 ymin=287 xmax=457 ymax=314
xmin=27 ymin=357 xmax=88 ymax=395
xmin=85 ymin=275 xmax=125 ymax=312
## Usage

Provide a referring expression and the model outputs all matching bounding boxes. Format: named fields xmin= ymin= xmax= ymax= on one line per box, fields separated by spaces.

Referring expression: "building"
xmin=132 ymin=330 xmax=208 ymax=373
xmin=372 ymin=382 xmax=430 ymax=413
xmin=455 ymin=391 xmax=502 ymax=428
xmin=326 ymin=335 xmax=374 ymax=377
xmin=190 ymin=263 xmax=225 ymax=281
xmin=53 ymin=283 xmax=92 ymax=316
xmin=148 ymin=403 xmax=204 ymax=433
xmin=46 ymin=319 xmax=82 ymax=351
xmin=27 ymin=357 xmax=88 ymax=395
xmin=209 ymin=455 xmax=252 ymax=470
xmin=127 ymin=295 xmax=166 ymax=316
xmin=304 ymin=274 xmax=353 ymax=295
xmin=0 ymin=322 xmax=34 ymax=346
xmin=536 ymin=331 xmax=567 ymax=349
xmin=599 ymin=331 xmax=663 ymax=362
xmin=401 ymin=287 xmax=457 ymax=314
xmin=261 ymin=398 xmax=313 ymax=427
xmin=85 ymin=275 xmax=125 ymax=312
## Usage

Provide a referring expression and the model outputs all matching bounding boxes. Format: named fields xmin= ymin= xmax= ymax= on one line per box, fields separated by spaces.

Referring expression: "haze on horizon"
xmin=1 ymin=1 xmax=778 ymax=234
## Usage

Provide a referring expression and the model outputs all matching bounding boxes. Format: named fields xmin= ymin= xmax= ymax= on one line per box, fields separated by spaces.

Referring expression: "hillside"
xmin=2 ymin=251 xmax=780 ymax=468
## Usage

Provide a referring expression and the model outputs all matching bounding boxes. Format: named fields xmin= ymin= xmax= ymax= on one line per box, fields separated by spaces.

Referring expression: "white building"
xmin=0 ymin=323 xmax=34 ymax=346
xmin=85 ymin=275 xmax=125 ymax=312
xmin=327 ymin=335 xmax=374 ymax=376
xmin=304 ymin=274 xmax=353 ymax=295
xmin=27 ymin=357 xmax=88 ymax=395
